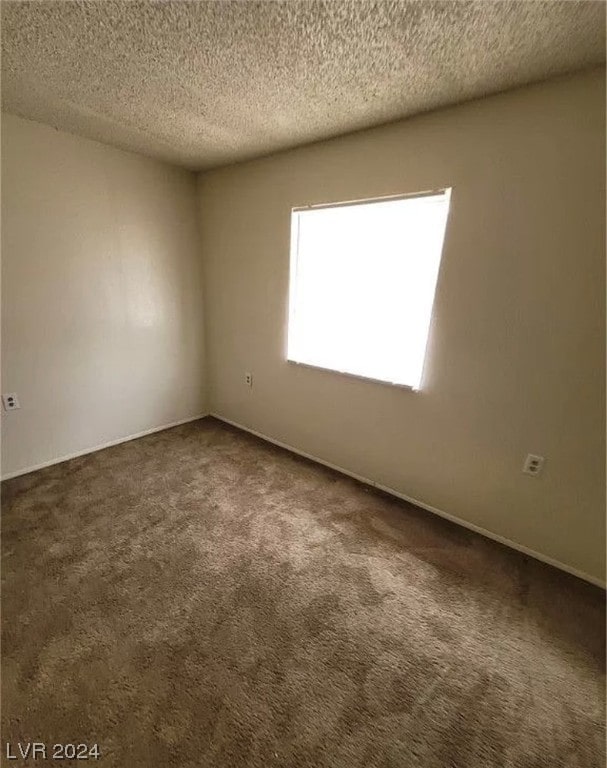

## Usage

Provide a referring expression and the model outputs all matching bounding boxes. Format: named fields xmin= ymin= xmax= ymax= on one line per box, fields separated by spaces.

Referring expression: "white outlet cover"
xmin=2 ymin=393 xmax=20 ymax=410
xmin=523 ymin=454 xmax=544 ymax=475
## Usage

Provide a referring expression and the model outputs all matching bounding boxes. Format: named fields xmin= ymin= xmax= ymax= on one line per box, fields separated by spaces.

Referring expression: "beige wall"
xmin=198 ymin=68 xmax=606 ymax=583
xmin=1 ymin=115 xmax=206 ymax=477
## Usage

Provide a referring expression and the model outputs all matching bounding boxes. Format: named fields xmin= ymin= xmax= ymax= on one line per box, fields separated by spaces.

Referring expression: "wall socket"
xmin=2 ymin=393 xmax=20 ymax=411
xmin=244 ymin=372 xmax=253 ymax=388
xmin=522 ymin=454 xmax=544 ymax=476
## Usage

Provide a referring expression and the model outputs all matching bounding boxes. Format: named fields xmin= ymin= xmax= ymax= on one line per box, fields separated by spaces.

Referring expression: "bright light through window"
xmin=287 ymin=189 xmax=451 ymax=390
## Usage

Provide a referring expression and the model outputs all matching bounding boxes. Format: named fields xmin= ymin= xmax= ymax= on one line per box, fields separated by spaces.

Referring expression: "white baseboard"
xmin=211 ymin=412 xmax=605 ymax=589
xmin=1 ymin=413 xmax=210 ymax=481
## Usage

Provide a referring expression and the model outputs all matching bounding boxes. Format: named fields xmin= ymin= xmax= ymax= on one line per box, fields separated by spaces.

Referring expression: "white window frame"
xmin=286 ymin=189 xmax=452 ymax=391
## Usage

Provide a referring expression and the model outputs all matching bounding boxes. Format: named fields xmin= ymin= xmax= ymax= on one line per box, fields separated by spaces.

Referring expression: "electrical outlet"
xmin=2 ymin=393 xmax=20 ymax=411
xmin=523 ymin=454 xmax=544 ymax=476
xmin=245 ymin=372 xmax=253 ymax=388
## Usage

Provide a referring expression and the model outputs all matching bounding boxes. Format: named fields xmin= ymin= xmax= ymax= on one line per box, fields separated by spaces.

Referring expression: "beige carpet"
xmin=2 ymin=417 xmax=605 ymax=768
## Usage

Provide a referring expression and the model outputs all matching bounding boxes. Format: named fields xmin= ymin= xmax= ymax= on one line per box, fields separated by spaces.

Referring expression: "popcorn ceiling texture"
xmin=1 ymin=0 xmax=605 ymax=170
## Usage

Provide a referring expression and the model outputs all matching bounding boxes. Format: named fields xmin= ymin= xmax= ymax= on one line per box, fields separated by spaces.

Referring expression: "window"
xmin=287 ymin=189 xmax=451 ymax=390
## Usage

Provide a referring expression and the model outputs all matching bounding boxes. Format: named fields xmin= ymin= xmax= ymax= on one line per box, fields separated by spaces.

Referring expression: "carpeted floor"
xmin=2 ymin=417 xmax=605 ymax=768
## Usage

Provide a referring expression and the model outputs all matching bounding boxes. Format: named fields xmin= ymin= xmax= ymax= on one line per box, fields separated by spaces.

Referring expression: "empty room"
xmin=1 ymin=1 xmax=605 ymax=767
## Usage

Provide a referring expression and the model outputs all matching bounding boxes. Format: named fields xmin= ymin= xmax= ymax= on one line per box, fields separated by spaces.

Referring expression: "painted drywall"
xmin=1 ymin=114 xmax=206 ymax=477
xmin=198 ymin=68 xmax=606 ymax=583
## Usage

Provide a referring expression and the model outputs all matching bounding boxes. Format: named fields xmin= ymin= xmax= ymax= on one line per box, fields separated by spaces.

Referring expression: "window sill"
xmin=286 ymin=358 xmax=418 ymax=392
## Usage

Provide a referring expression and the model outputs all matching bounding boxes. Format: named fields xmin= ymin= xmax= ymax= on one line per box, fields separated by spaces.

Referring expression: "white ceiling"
xmin=2 ymin=1 xmax=605 ymax=171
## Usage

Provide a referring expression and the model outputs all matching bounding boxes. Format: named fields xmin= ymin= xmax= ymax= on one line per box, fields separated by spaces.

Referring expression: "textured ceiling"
xmin=2 ymin=1 xmax=605 ymax=170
